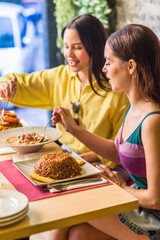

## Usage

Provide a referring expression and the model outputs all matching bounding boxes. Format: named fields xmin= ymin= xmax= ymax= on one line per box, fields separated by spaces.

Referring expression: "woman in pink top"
xmin=50 ymin=24 xmax=160 ymax=240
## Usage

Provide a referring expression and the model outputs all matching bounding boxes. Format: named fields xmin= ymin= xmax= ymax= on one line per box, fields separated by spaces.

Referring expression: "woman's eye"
xmin=64 ymin=45 xmax=69 ymax=49
xmin=74 ymin=46 xmax=82 ymax=50
xmin=105 ymin=63 xmax=110 ymax=66
xmin=64 ymin=46 xmax=82 ymax=50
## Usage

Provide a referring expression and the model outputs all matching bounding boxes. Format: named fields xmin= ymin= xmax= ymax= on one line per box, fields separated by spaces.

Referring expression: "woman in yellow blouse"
xmin=0 ymin=14 xmax=129 ymax=178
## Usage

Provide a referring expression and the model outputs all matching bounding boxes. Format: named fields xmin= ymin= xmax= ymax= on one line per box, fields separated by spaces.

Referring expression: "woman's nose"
xmin=67 ymin=48 xmax=74 ymax=57
xmin=102 ymin=65 xmax=107 ymax=73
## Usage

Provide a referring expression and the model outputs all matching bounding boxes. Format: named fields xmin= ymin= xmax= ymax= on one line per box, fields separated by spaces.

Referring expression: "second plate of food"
xmin=0 ymin=126 xmax=62 ymax=154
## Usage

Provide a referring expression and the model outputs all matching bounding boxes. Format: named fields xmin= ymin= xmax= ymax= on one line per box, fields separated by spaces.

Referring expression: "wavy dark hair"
xmin=61 ymin=14 xmax=109 ymax=94
xmin=107 ymin=24 xmax=160 ymax=104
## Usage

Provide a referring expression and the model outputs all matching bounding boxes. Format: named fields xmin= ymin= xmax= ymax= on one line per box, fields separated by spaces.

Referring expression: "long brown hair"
xmin=107 ymin=24 xmax=160 ymax=104
xmin=61 ymin=14 xmax=110 ymax=94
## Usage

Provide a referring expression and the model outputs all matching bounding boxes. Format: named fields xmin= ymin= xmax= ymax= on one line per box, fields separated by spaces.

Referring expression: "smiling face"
xmin=102 ymin=43 xmax=131 ymax=92
xmin=63 ymin=28 xmax=90 ymax=74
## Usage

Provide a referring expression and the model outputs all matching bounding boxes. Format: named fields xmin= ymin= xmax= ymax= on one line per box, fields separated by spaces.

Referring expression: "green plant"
xmin=75 ymin=0 xmax=111 ymax=30
xmin=53 ymin=0 xmax=111 ymax=53
xmin=53 ymin=0 xmax=78 ymax=50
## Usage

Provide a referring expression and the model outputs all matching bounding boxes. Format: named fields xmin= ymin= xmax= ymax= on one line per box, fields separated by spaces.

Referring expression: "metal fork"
xmin=38 ymin=118 xmax=52 ymax=143
xmin=47 ymin=176 xmax=103 ymax=191
xmin=1 ymin=96 xmax=10 ymax=124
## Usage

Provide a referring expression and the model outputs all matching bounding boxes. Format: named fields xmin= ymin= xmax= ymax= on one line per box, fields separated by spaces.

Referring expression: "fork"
xmin=1 ymin=96 xmax=10 ymax=124
xmin=38 ymin=118 xmax=52 ymax=143
xmin=47 ymin=176 xmax=103 ymax=191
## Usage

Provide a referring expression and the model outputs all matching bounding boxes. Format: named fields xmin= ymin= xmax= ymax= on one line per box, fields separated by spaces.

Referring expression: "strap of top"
xmin=140 ymin=111 xmax=160 ymax=126
xmin=123 ymin=104 xmax=131 ymax=125
xmin=122 ymin=106 xmax=160 ymax=146
xmin=123 ymin=104 xmax=160 ymax=126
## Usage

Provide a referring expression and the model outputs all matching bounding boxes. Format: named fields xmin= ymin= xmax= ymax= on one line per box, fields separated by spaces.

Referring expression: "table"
xmin=0 ymin=143 xmax=138 ymax=240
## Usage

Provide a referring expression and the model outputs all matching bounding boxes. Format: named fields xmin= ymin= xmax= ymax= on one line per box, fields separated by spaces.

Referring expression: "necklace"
xmin=70 ymin=81 xmax=82 ymax=125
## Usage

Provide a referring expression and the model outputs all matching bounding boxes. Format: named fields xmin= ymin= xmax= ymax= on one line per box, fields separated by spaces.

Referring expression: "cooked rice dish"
xmin=33 ymin=151 xmax=81 ymax=180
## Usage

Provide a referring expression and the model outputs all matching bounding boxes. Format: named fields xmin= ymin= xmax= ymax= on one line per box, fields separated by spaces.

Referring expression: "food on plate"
xmin=75 ymin=158 xmax=85 ymax=166
xmin=5 ymin=132 xmax=49 ymax=145
xmin=0 ymin=110 xmax=22 ymax=131
xmin=31 ymin=151 xmax=82 ymax=181
xmin=29 ymin=173 xmax=55 ymax=183
xmin=62 ymin=150 xmax=85 ymax=165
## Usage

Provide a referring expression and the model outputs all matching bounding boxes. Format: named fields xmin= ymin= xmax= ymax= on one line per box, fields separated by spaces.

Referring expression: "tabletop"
xmin=0 ymin=142 xmax=139 ymax=240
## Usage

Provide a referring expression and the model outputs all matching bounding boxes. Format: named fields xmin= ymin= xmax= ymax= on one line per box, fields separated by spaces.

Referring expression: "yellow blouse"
xmin=0 ymin=65 xmax=129 ymax=168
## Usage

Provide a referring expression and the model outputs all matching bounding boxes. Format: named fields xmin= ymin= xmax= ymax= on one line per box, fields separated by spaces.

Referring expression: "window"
xmin=0 ymin=17 xmax=14 ymax=48
xmin=17 ymin=13 xmax=27 ymax=42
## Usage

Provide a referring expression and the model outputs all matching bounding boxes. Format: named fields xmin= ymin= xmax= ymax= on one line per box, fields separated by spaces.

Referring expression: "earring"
xmin=132 ymin=72 xmax=137 ymax=79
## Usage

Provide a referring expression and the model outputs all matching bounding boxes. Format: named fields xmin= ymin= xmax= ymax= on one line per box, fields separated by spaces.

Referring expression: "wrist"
xmin=69 ymin=123 xmax=81 ymax=136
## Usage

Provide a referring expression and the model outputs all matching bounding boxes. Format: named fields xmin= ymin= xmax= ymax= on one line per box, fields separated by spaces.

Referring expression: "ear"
xmin=128 ymin=59 xmax=137 ymax=75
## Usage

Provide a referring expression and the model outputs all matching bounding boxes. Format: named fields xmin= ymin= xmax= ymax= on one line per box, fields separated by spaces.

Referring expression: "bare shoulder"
xmin=142 ymin=111 xmax=160 ymax=142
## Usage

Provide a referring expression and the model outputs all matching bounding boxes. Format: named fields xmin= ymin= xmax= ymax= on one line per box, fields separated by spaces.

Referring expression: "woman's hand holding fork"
xmin=0 ymin=75 xmax=17 ymax=99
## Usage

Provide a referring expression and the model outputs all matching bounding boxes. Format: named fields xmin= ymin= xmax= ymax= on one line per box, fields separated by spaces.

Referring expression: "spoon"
xmin=38 ymin=118 xmax=52 ymax=143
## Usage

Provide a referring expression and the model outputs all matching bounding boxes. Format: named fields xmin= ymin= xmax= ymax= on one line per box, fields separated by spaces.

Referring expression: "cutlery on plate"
xmin=1 ymin=95 xmax=10 ymax=124
xmin=46 ymin=176 xmax=104 ymax=192
xmin=38 ymin=118 xmax=52 ymax=143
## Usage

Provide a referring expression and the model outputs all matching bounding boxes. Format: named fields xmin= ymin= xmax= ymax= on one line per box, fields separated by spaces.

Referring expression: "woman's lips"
xmin=69 ymin=61 xmax=79 ymax=67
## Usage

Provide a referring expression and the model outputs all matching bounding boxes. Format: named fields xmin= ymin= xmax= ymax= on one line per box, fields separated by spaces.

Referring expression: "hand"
xmin=0 ymin=75 xmax=17 ymax=99
xmin=96 ymin=164 xmax=127 ymax=188
xmin=52 ymin=107 xmax=78 ymax=133
xmin=80 ymin=152 xmax=100 ymax=163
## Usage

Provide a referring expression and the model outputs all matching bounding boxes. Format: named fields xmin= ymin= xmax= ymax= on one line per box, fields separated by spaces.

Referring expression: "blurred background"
xmin=0 ymin=0 xmax=57 ymax=126
xmin=0 ymin=0 xmax=160 ymax=127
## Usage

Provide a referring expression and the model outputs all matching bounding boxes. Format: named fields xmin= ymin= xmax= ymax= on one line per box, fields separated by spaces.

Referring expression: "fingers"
xmin=53 ymin=107 xmax=71 ymax=119
xmin=51 ymin=109 xmax=61 ymax=126
xmin=12 ymin=75 xmax=17 ymax=82
xmin=96 ymin=164 xmax=121 ymax=185
xmin=0 ymin=81 xmax=10 ymax=98
xmin=52 ymin=107 xmax=69 ymax=126
xmin=96 ymin=164 xmax=127 ymax=187
xmin=52 ymin=107 xmax=78 ymax=133
xmin=0 ymin=75 xmax=17 ymax=99
xmin=52 ymin=114 xmax=61 ymax=126
xmin=10 ymin=75 xmax=17 ymax=97
xmin=96 ymin=164 xmax=112 ymax=177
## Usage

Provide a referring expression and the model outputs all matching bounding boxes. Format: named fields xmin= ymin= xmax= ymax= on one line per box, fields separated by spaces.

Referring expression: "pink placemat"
xmin=0 ymin=160 xmax=111 ymax=202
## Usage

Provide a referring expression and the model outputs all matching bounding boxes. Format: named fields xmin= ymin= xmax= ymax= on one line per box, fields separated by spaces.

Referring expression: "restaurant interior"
xmin=0 ymin=0 xmax=160 ymax=240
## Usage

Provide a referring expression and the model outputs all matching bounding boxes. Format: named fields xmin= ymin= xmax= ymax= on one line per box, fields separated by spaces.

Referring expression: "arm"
xmin=133 ymin=113 xmax=160 ymax=209
xmin=52 ymin=107 xmax=120 ymax=163
xmin=0 ymin=65 xmax=70 ymax=110
xmin=0 ymin=71 xmax=52 ymax=109
xmin=107 ymin=114 xmax=160 ymax=209
xmin=80 ymin=152 xmax=100 ymax=163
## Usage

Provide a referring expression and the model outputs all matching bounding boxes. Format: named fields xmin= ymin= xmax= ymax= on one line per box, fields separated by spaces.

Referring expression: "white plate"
xmin=0 ymin=189 xmax=28 ymax=218
xmin=0 ymin=117 xmax=29 ymax=155
xmin=13 ymin=152 xmax=101 ymax=187
xmin=0 ymin=126 xmax=62 ymax=154
xmin=0 ymin=206 xmax=29 ymax=223
xmin=0 ymin=210 xmax=28 ymax=227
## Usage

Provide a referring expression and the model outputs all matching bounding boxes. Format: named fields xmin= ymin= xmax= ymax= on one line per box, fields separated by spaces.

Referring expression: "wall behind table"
xmin=116 ymin=0 xmax=160 ymax=38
